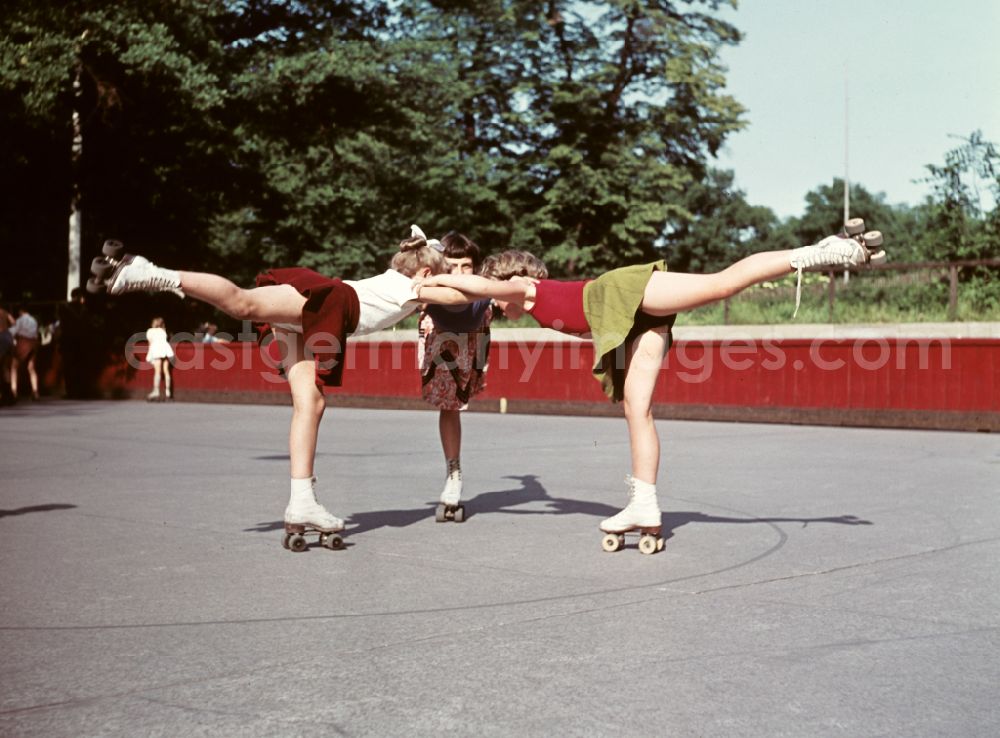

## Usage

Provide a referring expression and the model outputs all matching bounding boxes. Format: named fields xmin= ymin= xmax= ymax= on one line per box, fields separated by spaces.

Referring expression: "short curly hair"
xmin=480 ymin=250 xmax=548 ymax=280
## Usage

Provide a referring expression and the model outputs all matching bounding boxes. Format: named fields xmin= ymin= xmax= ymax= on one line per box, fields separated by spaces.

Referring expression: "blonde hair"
xmin=480 ymin=250 xmax=548 ymax=280
xmin=389 ymin=235 xmax=450 ymax=277
xmin=150 ymin=317 xmax=165 ymax=329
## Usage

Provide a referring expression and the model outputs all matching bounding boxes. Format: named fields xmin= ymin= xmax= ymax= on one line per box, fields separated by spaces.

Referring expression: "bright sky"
xmin=715 ymin=0 xmax=1000 ymax=219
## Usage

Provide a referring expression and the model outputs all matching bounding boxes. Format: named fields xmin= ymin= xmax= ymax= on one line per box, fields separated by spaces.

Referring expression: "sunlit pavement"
xmin=1 ymin=400 xmax=998 ymax=737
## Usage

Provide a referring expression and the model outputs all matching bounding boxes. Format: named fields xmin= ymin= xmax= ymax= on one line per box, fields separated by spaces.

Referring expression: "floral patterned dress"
xmin=418 ymin=300 xmax=492 ymax=411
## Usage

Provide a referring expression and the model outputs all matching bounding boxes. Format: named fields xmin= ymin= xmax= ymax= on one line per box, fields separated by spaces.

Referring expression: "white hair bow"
xmin=410 ymin=224 xmax=444 ymax=252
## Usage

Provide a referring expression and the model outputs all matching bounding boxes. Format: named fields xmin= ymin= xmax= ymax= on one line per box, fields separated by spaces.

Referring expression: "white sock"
xmin=289 ymin=476 xmax=315 ymax=505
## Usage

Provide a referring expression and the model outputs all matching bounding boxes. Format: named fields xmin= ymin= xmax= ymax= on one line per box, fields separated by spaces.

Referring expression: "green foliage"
xmin=917 ymin=131 xmax=1000 ymax=262
xmin=2 ymin=0 xmax=749 ymax=299
xmin=1 ymin=0 xmax=997 ymax=331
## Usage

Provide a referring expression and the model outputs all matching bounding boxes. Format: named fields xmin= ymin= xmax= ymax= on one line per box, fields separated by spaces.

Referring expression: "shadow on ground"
xmin=244 ymin=474 xmax=872 ymax=541
xmin=0 ymin=504 xmax=78 ymax=518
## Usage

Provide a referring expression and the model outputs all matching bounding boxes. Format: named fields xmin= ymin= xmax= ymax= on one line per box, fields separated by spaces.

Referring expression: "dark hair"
xmin=439 ymin=231 xmax=482 ymax=269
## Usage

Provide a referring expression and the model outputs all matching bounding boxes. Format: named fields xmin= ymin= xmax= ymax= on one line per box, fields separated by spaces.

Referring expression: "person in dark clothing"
xmin=58 ymin=288 xmax=94 ymax=399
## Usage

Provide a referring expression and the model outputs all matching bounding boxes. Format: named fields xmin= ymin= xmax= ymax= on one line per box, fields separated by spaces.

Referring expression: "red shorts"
xmin=255 ymin=268 xmax=361 ymax=389
xmin=14 ymin=336 xmax=38 ymax=363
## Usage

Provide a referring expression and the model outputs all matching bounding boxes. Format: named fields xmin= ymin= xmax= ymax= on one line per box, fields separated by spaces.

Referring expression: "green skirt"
xmin=582 ymin=260 xmax=676 ymax=402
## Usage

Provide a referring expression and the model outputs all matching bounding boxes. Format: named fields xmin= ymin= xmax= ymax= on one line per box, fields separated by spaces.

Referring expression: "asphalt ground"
xmin=1 ymin=400 xmax=998 ymax=737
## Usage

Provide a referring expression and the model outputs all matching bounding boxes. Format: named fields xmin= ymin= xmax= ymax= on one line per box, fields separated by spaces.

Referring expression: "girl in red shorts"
xmin=89 ymin=229 xmax=473 ymax=544
xmin=416 ymin=229 xmax=886 ymax=552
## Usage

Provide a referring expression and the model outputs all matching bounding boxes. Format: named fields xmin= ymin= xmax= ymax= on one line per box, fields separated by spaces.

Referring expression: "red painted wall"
xmin=107 ymin=337 xmax=999 ymax=418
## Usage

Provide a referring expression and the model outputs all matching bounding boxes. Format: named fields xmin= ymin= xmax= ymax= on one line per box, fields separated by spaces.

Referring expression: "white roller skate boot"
xmin=88 ymin=240 xmax=185 ymax=298
xmin=435 ymin=459 xmax=466 ymax=523
xmin=600 ymin=475 xmax=664 ymax=554
xmin=789 ymin=219 xmax=886 ymax=316
xmin=282 ymin=477 xmax=345 ymax=552
xmin=107 ymin=255 xmax=185 ymax=298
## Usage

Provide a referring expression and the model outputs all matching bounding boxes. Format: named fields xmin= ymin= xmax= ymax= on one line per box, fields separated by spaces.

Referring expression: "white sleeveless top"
xmin=343 ymin=270 xmax=421 ymax=335
xmin=272 ymin=269 xmax=420 ymax=336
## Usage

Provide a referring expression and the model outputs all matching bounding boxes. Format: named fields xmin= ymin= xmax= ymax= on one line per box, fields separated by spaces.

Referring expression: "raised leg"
xmin=640 ymin=251 xmax=795 ymax=317
xmin=178 ymin=273 xmax=307 ymax=324
xmin=93 ymin=247 xmax=307 ymax=324
xmin=640 ymin=227 xmax=886 ymax=318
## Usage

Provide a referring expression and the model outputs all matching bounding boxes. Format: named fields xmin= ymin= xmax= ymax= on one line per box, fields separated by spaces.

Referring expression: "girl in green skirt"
xmin=415 ymin=228 xmax=886 ymax=553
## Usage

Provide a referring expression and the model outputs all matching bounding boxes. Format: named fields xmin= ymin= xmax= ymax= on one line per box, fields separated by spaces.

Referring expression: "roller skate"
xmin=599 ymin=476 xmax=664 ymax=555
xmin=282 ymin=477 xmax=345 ymax=552
xmin=435 ymin=458 xmax=466 ymax=523
xmin=147 ymin=389 xmax=161 ymax=402
xmin=87 ymin=239 xmax=185 ymax=298
xmin=789 ymin=218 xmax=886 ymax=316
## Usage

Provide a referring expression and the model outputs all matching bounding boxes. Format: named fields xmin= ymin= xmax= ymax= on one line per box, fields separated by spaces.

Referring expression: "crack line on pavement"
xmin=683 ymin=535 xmax=1000 ymax=595
xmin=0 ymin=508 xmax=791 ymax=633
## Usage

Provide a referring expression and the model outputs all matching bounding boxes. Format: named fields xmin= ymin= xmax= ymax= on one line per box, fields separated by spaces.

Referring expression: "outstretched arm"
xmin=417 ymin=274 xmax=533 ymax=305
xmin=414 ymin=284 xmax=475 ymax=306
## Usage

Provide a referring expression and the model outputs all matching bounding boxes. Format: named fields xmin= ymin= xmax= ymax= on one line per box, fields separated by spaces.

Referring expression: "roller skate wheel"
xmin=863 ymin=230 xmax=883 ymax=248
xmin=91 ymin=257 xmax=113 ymax=280
xmin=321 ymin=532 xmax=343 ymax=550
xmin=638 ymin=535 xmax=659 ymax=555
xmin=86 ymin=277 xmax=104 ymax=294
xmin=288 ymin=534 xmax=307 ymax=552
xmin=435 ymin=503 xmax=447 ymax=523
xmin=657 ymin=538 xmax=665 ymax=552
xmin=844 ymin=218 xmax=865 ymax=235
xmin=601 ymin=533 xmax=624 ymax=552
xmin=282 ymin=533 xmax=292 ymax=550
xmin=102 ymin=239 xmax=125 ymax=258
xmin=453 ymin=505 xmax=466 ymax=523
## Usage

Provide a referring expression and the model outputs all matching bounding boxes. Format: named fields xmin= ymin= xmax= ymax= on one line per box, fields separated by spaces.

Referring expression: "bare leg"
xmin=640 ymin=251 xmax=795 ymax=316
xmin=439 ymin=409 xmax=461 ymax=461
xmin=178 ymin=272 xmax=307 ymax=324
xmin=150 ymin=359 xmax=162 ymax=397
xmin=277 ymin=327 xmax=344 ymax=531
xmin=27 ymin=355 xmax=39 ymax=398
xmin=9 ymin=356 xmax=18 ymax=398
xmin=279 ymin=328 xmax=325 ymax=479
xmin=438 ymin=408 xmax=464 ymax=506
xmin=163 ymin=360 xmax=172 ymax=398
xmin=599 ymin=327 xmax=669 ymax=536
xmin=622 ymin=327 xmax=671 ymax=483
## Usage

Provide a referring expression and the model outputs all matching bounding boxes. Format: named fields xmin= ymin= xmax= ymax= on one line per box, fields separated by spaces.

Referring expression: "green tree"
xmin=666 ymin=168 xmax=781 ymax=273
xmin=0 ymin=0 xmax=233 ymax=299
xmin=787 ymin=179 xmax=923 ymax=262
xmin=918 ymin=131 xmax=1000 ymax=262
xmin=2 ymin=0 xmax=751 ymax=302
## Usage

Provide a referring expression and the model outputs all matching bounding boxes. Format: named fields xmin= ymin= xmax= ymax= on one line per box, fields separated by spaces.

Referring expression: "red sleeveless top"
xmin=527 ymin=279 xmax=591 ymax=335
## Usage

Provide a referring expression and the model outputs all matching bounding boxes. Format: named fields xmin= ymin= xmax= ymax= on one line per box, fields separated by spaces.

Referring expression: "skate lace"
xmin=117 ymin=257 xmax=184 ymax=296
xmin=447 ymin=458 xmax=462 ymax=480
xmin=793 ymin=267 xmax=804 ymax=319
xmin=791 ymin=237 xmax=863 ymax=319
xmin=624 ymin=474 xmax=636 ymax=503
